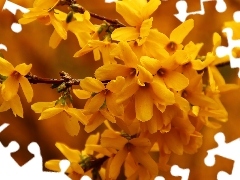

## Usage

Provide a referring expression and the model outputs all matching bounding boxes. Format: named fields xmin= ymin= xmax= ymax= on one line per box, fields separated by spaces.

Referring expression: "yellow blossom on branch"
xmin=31 ymin=97 xmax=87 ymax=136
xmin=18 ymin=0 xmax=67 ymax=41
xmin=0 ymin=57 xmax=33 ymax=102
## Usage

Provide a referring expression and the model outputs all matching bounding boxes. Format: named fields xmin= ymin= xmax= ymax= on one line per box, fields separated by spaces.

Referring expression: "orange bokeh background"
xmin=1 ymin=0 xmax=240 ymax=179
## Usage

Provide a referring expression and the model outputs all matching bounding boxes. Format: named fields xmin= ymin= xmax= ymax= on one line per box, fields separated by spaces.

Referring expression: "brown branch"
xmin=25 ymin=71 xmax=80 ymax=86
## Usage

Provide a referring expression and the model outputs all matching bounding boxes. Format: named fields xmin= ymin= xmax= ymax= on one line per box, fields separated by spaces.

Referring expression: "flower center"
xmin=11 ymin=71 xmax=21 ymax=80
xmin=166 ymin=41 xmax=177 ymax=52
xmin=157 ymin=68 xmax=166 ymax=77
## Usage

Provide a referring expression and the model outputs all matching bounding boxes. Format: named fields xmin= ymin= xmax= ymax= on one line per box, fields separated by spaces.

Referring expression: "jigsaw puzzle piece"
xmin=0 ymin=123 xmax=9 ymax=133
xmin=20 ymin=142 xmax=43 ymax=173
xmin=204 ymin=132 xmax=240 ymax=180
xmin=0 ymin=141 xmax=20 ymax=176
xmin=2 ymin=0 xmax=29 ymax=33
xmin=170 ymin=165 xmax=190 ymax=180
xmin=174 ymin=0 xmax=226 ymax=22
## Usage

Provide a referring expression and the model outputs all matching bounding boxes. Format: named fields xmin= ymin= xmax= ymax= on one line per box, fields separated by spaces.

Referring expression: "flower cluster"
xmin=0 ymin=0 xmax=239 ymax=179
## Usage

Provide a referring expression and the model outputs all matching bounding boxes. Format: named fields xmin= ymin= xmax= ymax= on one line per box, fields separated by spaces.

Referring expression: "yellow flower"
xmin=74 ymin=76 xmax=124 ymax=116
xmin=18 ymin=0 xmax=67 ymax=41
xmin=73 ymin=76 xmax=125 ymax=132
xmin=164 ymin=19 xmax=194 ymax=54
xmin=49 ymin=10 xmax=96 ymax=49
xmin=111 ymin=0 xmax=161 ymax=45
xmin=101 ymin=130 xmax=158 ymax=179
xmin=0 ymin=57 xmax=33 ymax=102
xmin=31 ymin=99 xmax=87 ymax=136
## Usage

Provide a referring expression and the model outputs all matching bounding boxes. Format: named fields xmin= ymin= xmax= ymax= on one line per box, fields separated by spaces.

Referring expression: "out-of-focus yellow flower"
xmin=101 ymin=130 xmax=158 ymax=179
xmin=31 ymin=98 xmax=87 ymax=136
xmin=19 ymin=0 xmax=67 ymax=41
xmin=0 ymin=57 xmax=33 ymax=102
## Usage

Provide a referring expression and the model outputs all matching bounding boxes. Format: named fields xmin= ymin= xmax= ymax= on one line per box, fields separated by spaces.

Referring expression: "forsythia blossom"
xmin=5 ymin=0 xmax=239 ymax=179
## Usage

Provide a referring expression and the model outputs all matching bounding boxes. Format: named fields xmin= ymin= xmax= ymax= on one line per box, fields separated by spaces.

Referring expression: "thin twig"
xmin=25 ymin=72 xmax=80 ymax=86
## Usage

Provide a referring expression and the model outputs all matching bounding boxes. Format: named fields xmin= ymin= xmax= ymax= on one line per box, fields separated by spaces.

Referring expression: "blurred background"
xmin=1 ymin=0 xmax=240 ymax=179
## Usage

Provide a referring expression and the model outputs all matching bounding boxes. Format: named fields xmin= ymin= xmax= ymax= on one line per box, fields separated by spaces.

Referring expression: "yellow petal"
xmin=106 ymin=76 xmax=125 ymax=93
xmin=131 ymin=147 xmax=158 ymax=178
xmin=142 ymin=0 xmax=161 ymax=20
xmin=45 ymin=160 xmax=62 ymax=172
xmin=95 ymin=64 xmax=131 ymax=81
xmin=164 ymin=129 xmax=183 ymax=155
xmin=15 ymin=63 xmax=32 ymax=76
xmin=85 ymin=144 xmax=112 ymax=157
xmin=174 ymin=93 xmax=190 ymax=112
xmin=143 ymin=40 xmax=169 ymax=59
xmin=116 ymin=1 xmax=142 ymax=26
xmin=164 ymin=71 xmax=189 ymax=91
xmin=112 ymin=41 xmax=138 ymax=67
xmin=64 ymin=117 xmax=80 ymax=136
xmin=101 ymin=130 xmax=128 ymax=149
xmin=66 ymin=108 xmax=88 ymax=125
xmin=71 ymin=162 xmax=84 ymax=174
xmin=117 ymin=81 xmax=139 ymax=104
xmin=73 ymin=89 xmax=91 ymax=99
xmin=49 ymin=12 xmax=67 ymax=40
xmin=9 ymin=94 xmax=23 ymax=118
xmin=84 ymin=92 xmax=105 ymax=113
xmin=84 ymin=111 xmax=105 ymax=133
xmin=39 ymin=107 xmax=63 ymax=120
xmin=1 ymin=76 xmax=19 ymax=101
xmin=0 ymin=57 xmax=14 ymax=75
xmin=80 ymin=77 xmax=105 ymax=92
xmin=138 ymin=18 xmax=153 ymax=45
xmin=170 ymin=19 xmax=194 ymax=44
xmin=109 ymin=148 xmax=128 ymax=179
xmin=0 ymin=101 xmax=10 ymax=112
xmin=135 ymin=86 xmax=153 ymax=121
xmin=151 ymin=78 xmax=175 ymax=105
xmin=31 ymin=101 xmax=56 ymax=113
xmin=137 ymin=65 xmax=153 ymax=83
xmin=213 ymin=32 xmax=221 ymax=52
xmin=129 ymin=138 xmax=151 ymax=149
xmin=49 ymin=29 xmax=62 ymax=49
xmin=111 ymin=27 xmax=139 ymax=41
xmin=106 ymin=93 xmax=124 ymax=116
xmin=55 ymin=142 xmax=81 ymax=162
xmin=19 ymin=76 xmax=33 ymax=103
xmin=140 ymin=56 xmax=161 ymax=75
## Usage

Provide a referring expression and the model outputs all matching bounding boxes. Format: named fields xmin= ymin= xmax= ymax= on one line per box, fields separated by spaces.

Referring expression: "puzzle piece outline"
xmin=215 ymin=11 xmax=240 ymax=78
xmin=204 ymin=132 xmax=240 ymax=180
xmin=174 ymin=0 xmax=227 ymax=22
